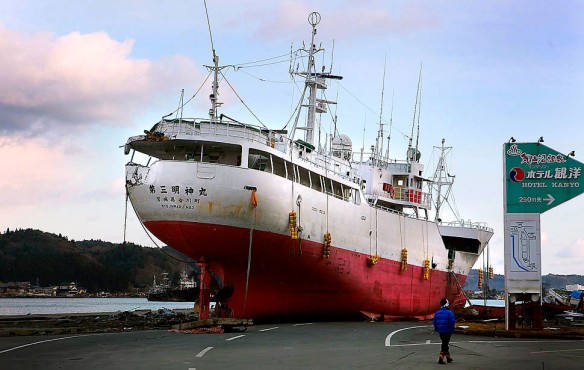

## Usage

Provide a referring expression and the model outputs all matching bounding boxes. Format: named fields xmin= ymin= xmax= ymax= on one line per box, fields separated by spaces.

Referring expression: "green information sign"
xmin=505 ymin=142 xmax=584 ymax=213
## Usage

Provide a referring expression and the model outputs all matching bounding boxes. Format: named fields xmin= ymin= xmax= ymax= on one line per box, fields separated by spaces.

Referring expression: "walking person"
xmin=433 ymin=297 xmax=455 ymax=364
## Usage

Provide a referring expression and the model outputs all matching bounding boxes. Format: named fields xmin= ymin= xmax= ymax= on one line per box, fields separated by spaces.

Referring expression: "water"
xmin=0 ymin=298 xmax=194 ymax=316
xmin=468 ymin=299 xmax=505 ymax=307
xmin=0 ymin=298 xmax=505 ymax=316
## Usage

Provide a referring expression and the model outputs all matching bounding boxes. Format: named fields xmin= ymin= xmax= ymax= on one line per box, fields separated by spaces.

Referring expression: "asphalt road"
xmin=1 ymin=321 xmax=583 ymax=369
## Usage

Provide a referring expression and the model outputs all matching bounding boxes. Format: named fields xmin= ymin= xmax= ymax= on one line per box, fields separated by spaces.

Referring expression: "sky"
xmin=1 ymin=0 xmax=584 ymax=276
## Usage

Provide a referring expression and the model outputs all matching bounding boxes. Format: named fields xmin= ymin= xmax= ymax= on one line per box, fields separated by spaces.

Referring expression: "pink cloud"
xmin=0 ymin=25 xmax=201 ymax=136
xmin=0 ymin=137 xmax=82 ymax=207
xmin=249 ymin=1 xmax=438 ymax=42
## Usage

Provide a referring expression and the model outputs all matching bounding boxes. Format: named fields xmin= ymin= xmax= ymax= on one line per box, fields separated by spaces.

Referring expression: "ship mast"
xmin=204 ymin=0 xmax=223 ymax=121
xmin=290 ymin=12 xmax=342 ymax=146
xmin=431 ymin=138 xmax=455 ymax=222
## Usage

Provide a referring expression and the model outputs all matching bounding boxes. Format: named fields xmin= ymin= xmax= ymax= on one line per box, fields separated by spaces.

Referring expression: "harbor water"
xmin=0 ymin=298 xmax=194 ymax=316
xmin=468 ymin=299 xmax=505 ymax=307
xmin=0 ymin=298 xmax=504 ymax=316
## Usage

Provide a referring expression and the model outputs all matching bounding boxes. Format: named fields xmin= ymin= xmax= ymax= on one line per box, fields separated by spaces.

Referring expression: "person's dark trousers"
xmin=439 ymin=332 xmax=451 ymax=353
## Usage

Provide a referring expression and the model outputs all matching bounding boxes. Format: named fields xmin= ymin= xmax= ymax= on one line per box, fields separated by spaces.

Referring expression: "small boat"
xmin=147 ymin=271 xmax=198 ymax=302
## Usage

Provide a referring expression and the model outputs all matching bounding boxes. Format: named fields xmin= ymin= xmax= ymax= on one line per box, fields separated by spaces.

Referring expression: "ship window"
xmin=185 ymin=142 xmax=241 ymax=166
xmin=333 ymin=180 xmax=343 ymax=199
xmin=272 ymin=156 xmax=286 ymax=178
xmin=297 ymin=166 xmax=311 ymax=188
xmin=248 ymin=149 xmax=275 ymax=172
xmin=343 ymin=186 xmax=351 ymax=201
xmin=353 ymin=189 xmax=361 ymax=204
xmin=311 ymin=171 xmax=322 ymax=192
xmin=249 ymin=153 xmax=269 ymax=171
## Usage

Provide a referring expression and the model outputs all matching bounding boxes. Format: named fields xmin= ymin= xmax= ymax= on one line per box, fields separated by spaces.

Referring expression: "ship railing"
xmin=370 ymin=187 xmax=432 ymax=209
xmin=440 ymin=219 xmax=494 ymax=233
xmin=366 ymin=196 xmax=422 ymax=219
xmin=153 ymin=118 xmax=278 ymax=147
xmin=351 ymin=151 xmax=411 ymax=170
xmin=153 ymin=118 xmax=363 ymax=185
xmin=309 ymin=154 xmax=360 ymax=184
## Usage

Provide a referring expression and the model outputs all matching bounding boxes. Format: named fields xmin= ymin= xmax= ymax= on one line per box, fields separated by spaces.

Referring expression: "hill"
xmin=463 ymin=269 xmax=584 ymax=292
xmin=0 ymin=228 xmax=197 ymax=293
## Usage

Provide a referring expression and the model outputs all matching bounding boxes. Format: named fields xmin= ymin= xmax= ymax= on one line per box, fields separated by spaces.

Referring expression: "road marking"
xmin=0 ymin=333 xmax=112 ymax=354
xmin=390 ymin=339 xmax=577 ymax=348
xmin=531 ymin=348 xmax=584 ymax=354
xmin=292 ymin=323 xmax=314 ymax=326
xmin=259 ymin=327 xmax=279 ymax=332
xmin=385 ymin=325 xmax=431 ymax=347
xmin=195 ymin=346 xmax=214 ymax=357
xmin=226 ymin=335 xmax=246 ymax=341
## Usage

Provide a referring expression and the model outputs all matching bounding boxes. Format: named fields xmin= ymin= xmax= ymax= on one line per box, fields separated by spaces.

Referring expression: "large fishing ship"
xmin=124 ymin=12 xmax=493 ymax=321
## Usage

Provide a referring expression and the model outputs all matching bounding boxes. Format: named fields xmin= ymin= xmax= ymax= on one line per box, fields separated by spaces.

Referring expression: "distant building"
xmin=566 ymin=284 xmax=584 ymax=291
xmin=54 ymin=281 xmax=86 ymax=296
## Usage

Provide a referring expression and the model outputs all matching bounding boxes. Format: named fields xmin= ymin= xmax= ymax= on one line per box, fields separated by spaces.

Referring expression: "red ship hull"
xmin=145 ymin=220 xmax=468 ymax=321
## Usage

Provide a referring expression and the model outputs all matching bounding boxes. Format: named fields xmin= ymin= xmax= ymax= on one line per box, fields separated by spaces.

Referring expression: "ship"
xmin=124 ymin=12 xmax=493 ymax=321
xmin=147 ymin=271 xmax=198 ymax=302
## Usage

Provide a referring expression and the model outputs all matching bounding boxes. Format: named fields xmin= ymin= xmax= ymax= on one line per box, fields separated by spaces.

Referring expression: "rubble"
xmin=0 ymin=308 xmax=197 ymax=337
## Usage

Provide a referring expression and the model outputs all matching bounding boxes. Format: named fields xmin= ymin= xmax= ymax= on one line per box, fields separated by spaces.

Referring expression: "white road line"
xmin=390 ymin=339 xmax=577 ymax=348
xmin=259 ymin=327 xmax=279 ymax=332
xmin=531 ymin=348 xmax=584 ymax=354
xmin=292 ymin=323 xmax=314 ymax=326
xmin=226 ymin=335 xmax=246 ymax=341
xmin=0 ymin=334 xmax=110 ymax=354
xmin=385 ymin=325 xmax=431 ymax=347
xmin=195 ymin=346 xmax=214 ymax=357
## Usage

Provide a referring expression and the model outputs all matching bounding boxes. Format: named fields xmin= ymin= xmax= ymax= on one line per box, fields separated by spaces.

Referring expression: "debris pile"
xmin=0 ymin=309 xmax=197 ymax=337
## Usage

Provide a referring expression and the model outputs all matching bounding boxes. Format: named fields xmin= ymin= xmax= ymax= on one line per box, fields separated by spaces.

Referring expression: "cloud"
xmin=555 ymin=239 xmax=584 ymax=259
xmin=0 ymin=137 xmax=82 ymax=207
xmin=250 ymin=1 xmax=438 ymax=42
xmin=0 ymin=25 xmax=200 ymax=137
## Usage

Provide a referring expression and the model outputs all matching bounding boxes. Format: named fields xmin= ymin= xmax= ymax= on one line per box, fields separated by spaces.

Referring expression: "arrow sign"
xmin=505 ymin=142 xmax=584 ymax=213
xmin=543 ymin=194 xmax=554 ymax=205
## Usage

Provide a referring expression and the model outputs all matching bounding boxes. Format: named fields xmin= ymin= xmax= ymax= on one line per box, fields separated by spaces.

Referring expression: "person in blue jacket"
xmin=433 ymin=297 xmax=455 ymax=364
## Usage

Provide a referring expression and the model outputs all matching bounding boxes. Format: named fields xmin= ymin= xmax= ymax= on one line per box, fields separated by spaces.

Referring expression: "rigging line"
xmin=378 ymin=53 xmax=388 ymax=160
xmin=414 ymin=63 xmax=423 ymax=155
xmin=162 ymin=71 xmax=213 ymax=118
xmin=233 ymin=58 xmax=294 ymax=70
xmin=232 ymin=50 xmax=304 ymax=68
xmin=236 ymin=68 xmax=296 ymax=84
xmin=126 ymin=186 xmax=193 ymax=263
xmin=218 ymin=70 xmax=267 ymax=128
xmin=203 ymin=0 xmax=215 ymax=55
xmin=375 ymin=207 xmax=378 ymax=255
xmin=243 ymin=207 xmax=256 ymax=314
xmin=336 ymin=82 xmax=410 ymax=140
xmin=123 ymin=190 xmax=129 ymax=246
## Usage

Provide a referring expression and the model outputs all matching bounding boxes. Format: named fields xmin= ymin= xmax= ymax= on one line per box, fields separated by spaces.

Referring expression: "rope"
xmin=123 ymin=190 xmax=129 ymax=246
xmin=160 ymin=71 xmax=212 ymax=120
xmin=218 ymin=69 xmax=267 ymax=128
xmin=243 ymin=206 xmax=256 ymax=314
xmin=125 ymin=184 xmax=194 ymax=264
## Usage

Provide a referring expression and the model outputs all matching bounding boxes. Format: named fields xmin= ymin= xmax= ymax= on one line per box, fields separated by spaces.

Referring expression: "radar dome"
xmin=331 ymin=134 xmax=353 ymax=160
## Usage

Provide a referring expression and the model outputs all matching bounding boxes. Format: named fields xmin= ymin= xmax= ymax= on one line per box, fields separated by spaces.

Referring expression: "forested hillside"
xmin=0 ymin=228 xmax=197 ymax=293
xmin=463 ymin=268 xmax=584 ymax=291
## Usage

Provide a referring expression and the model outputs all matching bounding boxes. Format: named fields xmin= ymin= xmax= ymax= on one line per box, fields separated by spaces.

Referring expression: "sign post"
xmin=504 ymin=142 xmax=584 ymax=330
